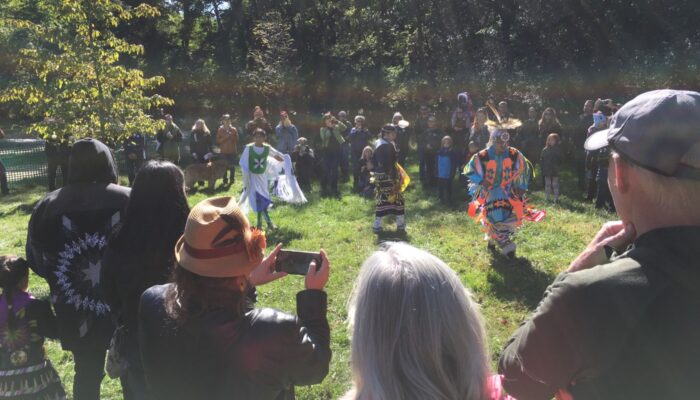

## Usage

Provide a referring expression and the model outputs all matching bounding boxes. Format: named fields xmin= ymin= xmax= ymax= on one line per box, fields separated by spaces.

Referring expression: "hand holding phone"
xmin=274 ymin=250 xmax=322 ymax=275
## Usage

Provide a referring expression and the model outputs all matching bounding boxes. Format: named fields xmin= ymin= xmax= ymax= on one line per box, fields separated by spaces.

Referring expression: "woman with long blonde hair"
xmin=343 ymin=242 xmax=513 ymax=400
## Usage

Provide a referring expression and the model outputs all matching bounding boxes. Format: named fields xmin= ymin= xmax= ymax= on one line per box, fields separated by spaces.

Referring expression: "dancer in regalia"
xmin=372 ymin=125 xmax=410 ymax=233
xmin=465 ymin=113 xmax=531 ymax=257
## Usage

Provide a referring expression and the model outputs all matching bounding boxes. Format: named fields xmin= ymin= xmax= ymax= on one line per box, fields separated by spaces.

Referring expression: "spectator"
xmin=585 ymin=112 xmax=607 ymax=202
xmin=45 ymin=133 xmax=71 ymax=191
xmin=338 ymin=111 xmax=353 ymax=181
xmin=0 ymin=256 xmax=67 ymax=399
xmin=275 ymin=111 xmax=299 ymax=155
xmin=574 ymin=100 xmax=595 ymax=189
xmin=517 ymin=106 xmax=540 ymax=165
xmin=26 ymin=138 xmax=130 ymax=400
xmin=435 ymin=136 xmax=461 ymax=204
xmin=357 ymin=146 xmax=375 ymax=198
xmin=139 ymin=197 xmax=332 ymax=400
xmin=189 ymin=119 xmax=213 ymax=164
xmin=245 ymin=106 xmax=274 ymax=140
xmin=101 ymin=160 xmax=189 ymax=400
xmin=123 ymin=132 xmax=146 ymax=186
xmin=372 ymin=125 xmax=407 ymax=233
xmin=319 ymin=113 xmax=346 ymax=197
xmin=414 ymin=105 xmax=431 ymax=142
xmin=0 ymin=128 xmax=9 ymax=195
xmin=540 ymin=133 xmax=563 ymax=202
xmin=469 ymin=107 xmax=491 ymax=151
xmin=498 ymin=100 xmax=511 ymax=120
xmin=216 ymin=114 xmax=239 ymax=186
xmin=451 ymin=117 xmax=469 ymax=163
xmin=292 ymin=137 xmax=315 ymax=193
xmin=392 ymin=112 xmax=410 ymax=166
xmin=156 ymin=114 xmax=183 ymax=164
xmin=538 ymin=107 xmax=563 ymax=145
xmin=342 ymin=242 xmax=512 ymax=400
xmin=499 ymin=89 xmax=700 ymax=400
xmin=451 ymin=107 xmax=470 ymax=131
xmin=348 ymin=115 xmax=372 ymax=192
xmin=419 ymin=116 xmax=443 ymax=187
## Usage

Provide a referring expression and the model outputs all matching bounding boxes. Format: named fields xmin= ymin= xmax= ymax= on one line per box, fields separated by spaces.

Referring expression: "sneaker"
xmin=500 ymin=242 xmax=517 ymax=258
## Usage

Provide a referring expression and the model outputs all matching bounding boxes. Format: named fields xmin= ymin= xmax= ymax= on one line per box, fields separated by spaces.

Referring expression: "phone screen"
xmin=274 ymin=250 xmax=322 ymax=275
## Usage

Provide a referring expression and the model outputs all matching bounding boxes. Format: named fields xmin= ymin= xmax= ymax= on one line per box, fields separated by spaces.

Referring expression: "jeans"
xmin=222 ymin=153 xmax=237 ymax=183
xmin=437 ymin=177 xmax=453 ymax=203
xmin=72 ymin=347 xmax=107 ymax=400
xmin=322 ymin=150 xmax=340 ymax=195
xmin=0 ymin=159 xmax=8 ymax=194
xmin=121 ymin=336 xmax=152 ymax=400
xmin=340 ymin=142 xmax=350 ymax=179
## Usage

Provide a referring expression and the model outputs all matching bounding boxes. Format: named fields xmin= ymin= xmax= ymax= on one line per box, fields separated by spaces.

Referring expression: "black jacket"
xmin=26 ymin=139 xmax=130 ymax=351
xmin=139 ymin=284 xmax=331 ymax=400
xmin=189 ymin=130 xmax=213 ymax=163
xmin=499 ymin=226 xmax=700 ymax=400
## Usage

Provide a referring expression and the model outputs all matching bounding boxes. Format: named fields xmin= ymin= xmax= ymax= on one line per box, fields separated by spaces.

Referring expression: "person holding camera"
xmin=319 ymin=113 xmax=347 ymax=197
xmin=139 ymin=196 xmax=332 ymax=400
xmin=245 ymin=106 xmax=274 ymax=141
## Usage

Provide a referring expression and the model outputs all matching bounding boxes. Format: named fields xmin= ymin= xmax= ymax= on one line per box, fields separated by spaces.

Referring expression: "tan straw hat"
xmin=175 ymin=197 xmax=266 ymax=277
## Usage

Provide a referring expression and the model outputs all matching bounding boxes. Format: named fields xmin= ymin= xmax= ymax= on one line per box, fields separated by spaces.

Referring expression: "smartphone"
xmin=274 ymin=250 xmax=322 ymax=275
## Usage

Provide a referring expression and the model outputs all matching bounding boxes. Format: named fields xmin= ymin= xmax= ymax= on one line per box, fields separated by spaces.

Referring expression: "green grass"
xmin=0 ymin=165 xmax=611 ymax=399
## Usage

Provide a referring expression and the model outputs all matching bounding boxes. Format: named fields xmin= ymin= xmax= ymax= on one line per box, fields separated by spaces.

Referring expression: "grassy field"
xmin=0 ymin=163 xmax=611 ymax=399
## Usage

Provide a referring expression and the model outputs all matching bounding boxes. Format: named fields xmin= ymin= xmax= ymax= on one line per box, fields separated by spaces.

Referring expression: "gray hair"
xmin=346 ymin=242 xmax=489 ymax=400
xmin=355 ymin=115 xmax=366 ymax=124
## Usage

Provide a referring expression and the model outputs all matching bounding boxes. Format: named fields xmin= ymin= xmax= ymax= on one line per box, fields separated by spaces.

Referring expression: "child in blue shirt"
xmin=436 ymin=136 xmax=461 ymax=204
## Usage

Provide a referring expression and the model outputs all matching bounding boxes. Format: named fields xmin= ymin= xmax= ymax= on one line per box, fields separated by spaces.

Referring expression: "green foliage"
xmin=0 ymin=0 xmax=172 ymax=142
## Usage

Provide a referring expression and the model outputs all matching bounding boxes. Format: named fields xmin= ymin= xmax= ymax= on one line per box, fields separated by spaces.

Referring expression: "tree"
xmin=243 ymin=11 xmax=298 ymax=105
xmin=0 ymin=0 xmax=173 ymax=142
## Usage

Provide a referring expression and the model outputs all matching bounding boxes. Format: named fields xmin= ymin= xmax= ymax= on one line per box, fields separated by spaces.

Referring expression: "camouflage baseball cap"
xmin=585 ymin=89 xmax=700 ymax=180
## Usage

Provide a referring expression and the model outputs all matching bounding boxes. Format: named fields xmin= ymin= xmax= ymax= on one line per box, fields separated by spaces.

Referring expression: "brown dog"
xmin=184 ymin=159 xmax=228 ymax=191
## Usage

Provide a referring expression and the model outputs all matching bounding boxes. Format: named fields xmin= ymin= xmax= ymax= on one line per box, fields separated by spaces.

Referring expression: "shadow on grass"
xmin=487 ymin=250 xmax=552 ymax=309
xmin=266 ymin=226 xmax=303 ymax=245
xmin=0 ymin=200 xmax=39 ymax=217
xmin=375 ymin=229 xmax=410 ymax=244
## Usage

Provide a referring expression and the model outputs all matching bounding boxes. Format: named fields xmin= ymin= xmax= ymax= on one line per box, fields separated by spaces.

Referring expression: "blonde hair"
xmin=361 ymin=146 xmax=373 ymax=159
xmin=345 ymin=242 xmax=489 ymax=400
xmin=191 ymin=119 xmax=210 ymax=135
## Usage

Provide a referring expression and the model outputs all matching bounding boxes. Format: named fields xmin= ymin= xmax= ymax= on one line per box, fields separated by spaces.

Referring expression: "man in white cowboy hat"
xmin=139 ymin=196 xmax=332 ymax=400
xmin=500 ymin=89 xmax=700 ymax=400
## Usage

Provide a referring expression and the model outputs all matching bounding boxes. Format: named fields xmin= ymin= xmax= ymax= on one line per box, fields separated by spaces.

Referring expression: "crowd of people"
xmin=0 ymin=89 xmax=699 ymax=400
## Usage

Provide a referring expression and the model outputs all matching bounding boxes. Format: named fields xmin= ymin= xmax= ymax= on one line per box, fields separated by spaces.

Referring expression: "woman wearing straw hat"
xmin=138 ymin=196 xmax=331 ymax=400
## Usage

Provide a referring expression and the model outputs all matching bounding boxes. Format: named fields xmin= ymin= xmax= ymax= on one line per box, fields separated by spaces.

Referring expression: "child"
xmin=0 ymin=256 xmax=66 ymax=400
xmin=239 ymin=128 xmax=284 ymax=230
xmin=357 ymin=146 xmax=375 ymax=197
xmin=291 ymin=137 xmax=315 ymax=192
xmin=436 ymin=136 xmax=461 ymax=204
xmin=540 ymin=133 xmax=563 ymax=202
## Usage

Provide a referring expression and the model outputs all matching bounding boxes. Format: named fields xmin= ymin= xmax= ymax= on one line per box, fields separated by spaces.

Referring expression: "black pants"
xmin=0 ymin=159 xmax=8 ymax=194
xmin=47 ymin=155 xmax=68 ymax=191
xmin=72 ymin=348 xmax=107 ymax=400
xmin=424 ymin=153 xmax=437 ymax=186
xmin=126 ymin=158 xmax=144 ymax=186
xmin=575 ymin=154 xmax=586 ymax=189
xmin=595 ymin=169 xmax=615 ymax=211
xmin=351 ymin=150 xmax=363 ymax=191
xmin=321 ymin=150 xmax=340 ymax=195
xmin=437 ymin=177 xmax=453 ymax=203
xmin=397 ymin=137 xmax=409 ymax=166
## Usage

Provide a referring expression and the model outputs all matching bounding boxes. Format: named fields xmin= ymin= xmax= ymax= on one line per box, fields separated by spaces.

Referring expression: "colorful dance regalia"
xmin=465 ymin=139 xmax=530 ymax=254
xmin=372 ymin=138 xmax=410 ymax=219
xmin=0 ymin=292 xmax=66 ymax=400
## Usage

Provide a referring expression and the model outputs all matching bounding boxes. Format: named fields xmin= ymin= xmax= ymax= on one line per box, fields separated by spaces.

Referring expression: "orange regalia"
xmin=465 ymin=142 xmax=531 ymax=251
